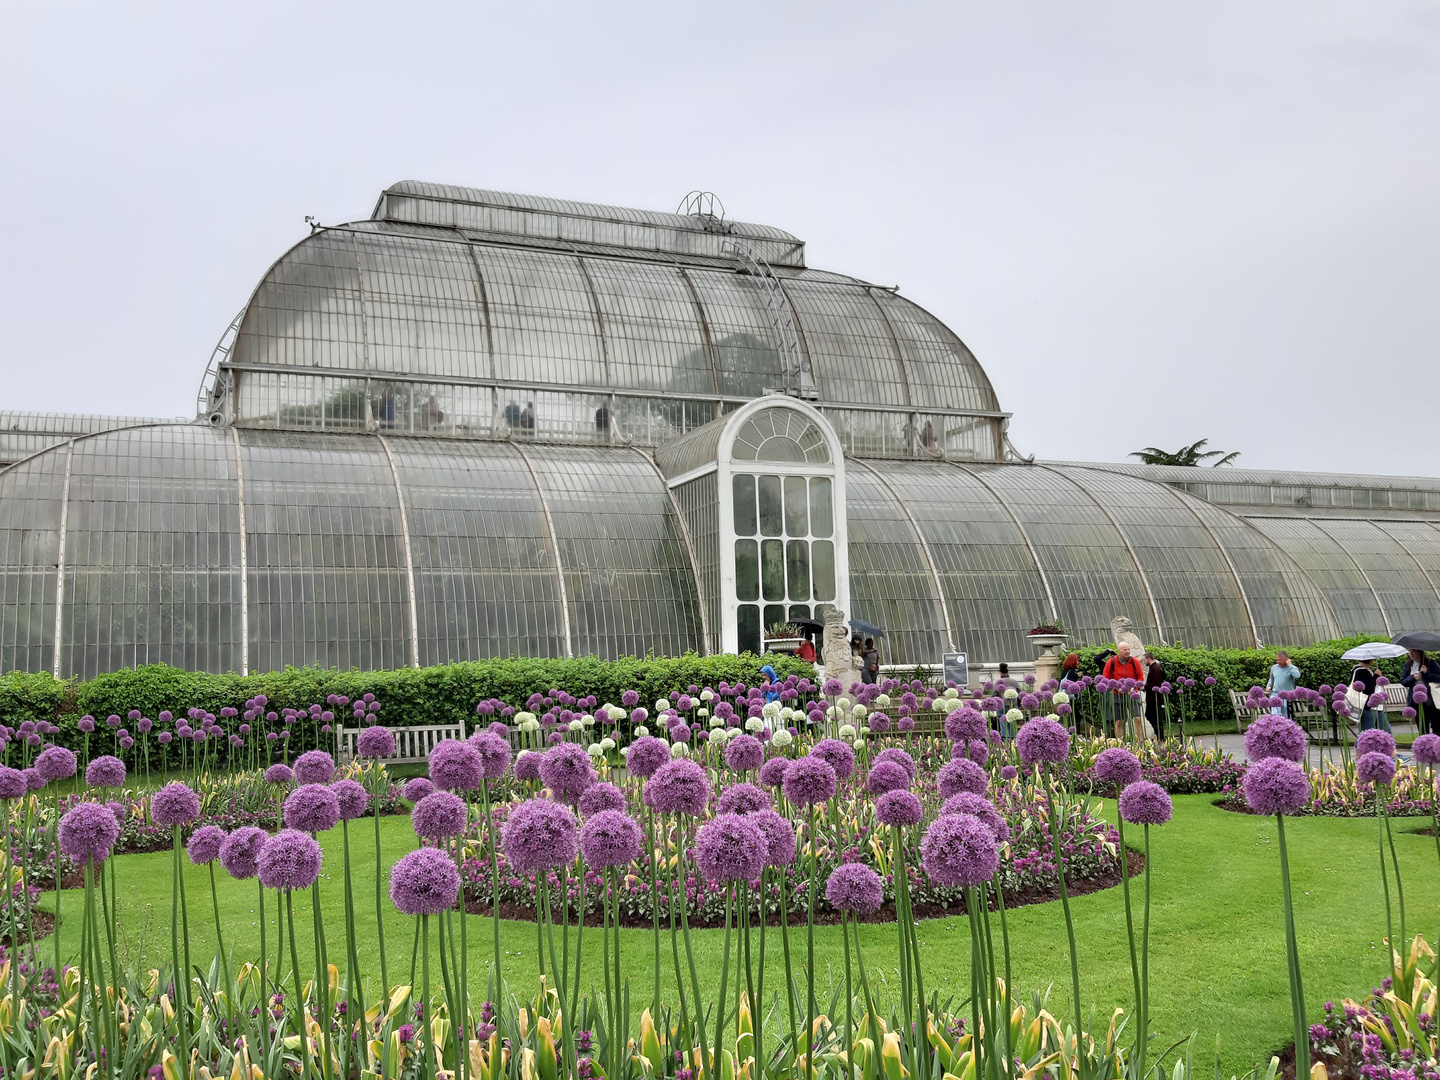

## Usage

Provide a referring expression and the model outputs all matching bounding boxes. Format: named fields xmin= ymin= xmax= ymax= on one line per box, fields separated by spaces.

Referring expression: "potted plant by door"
xmin=764 ymin=622 xmax=805 ymax=655
xmin=1026 ymin=623 xmax=1067 ymax=653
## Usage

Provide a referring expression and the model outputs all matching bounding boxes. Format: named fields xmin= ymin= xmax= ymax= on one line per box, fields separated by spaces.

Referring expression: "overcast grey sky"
xmin=3 ymin=2 xmax=1437 ymax=476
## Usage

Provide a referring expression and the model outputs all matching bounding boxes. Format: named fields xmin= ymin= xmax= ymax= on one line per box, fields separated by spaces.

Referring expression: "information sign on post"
xmin=942 ymin=651 xmax=969 ymax=688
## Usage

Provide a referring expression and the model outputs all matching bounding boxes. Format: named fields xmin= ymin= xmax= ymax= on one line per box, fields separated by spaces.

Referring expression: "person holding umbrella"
xmin=1394 ymin=632 xmax=1440 ymax=736
xmin=1341 ymin=641 xmax=1409 ymax=733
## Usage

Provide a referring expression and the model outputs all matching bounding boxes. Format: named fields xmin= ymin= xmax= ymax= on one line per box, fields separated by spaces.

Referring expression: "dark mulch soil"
xmin=1274 ymin=1039 xmax=1358 ymax=1080
xmin=463 ymin=850 xmax=1145 ymax=929
xmin=0 ymin=909 xmax=55 ymax=946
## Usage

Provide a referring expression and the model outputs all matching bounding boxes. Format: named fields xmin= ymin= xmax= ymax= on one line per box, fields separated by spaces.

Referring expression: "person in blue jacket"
xmin=760 ymin=664 xmax=781 ymax=703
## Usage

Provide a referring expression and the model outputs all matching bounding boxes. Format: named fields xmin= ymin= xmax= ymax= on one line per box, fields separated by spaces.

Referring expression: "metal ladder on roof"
xmin=723 ymin=236 xmax=817 ymax=400
xmin=195 ymin=308 xmax=245 ymax=423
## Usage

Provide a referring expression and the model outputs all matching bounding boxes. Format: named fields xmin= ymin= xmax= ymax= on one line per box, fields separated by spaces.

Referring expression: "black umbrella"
xmin=1392 ymin=631 xmax=1440 ymax=652
xmin=850 ymin=618 xmax=886 ymax=640
xmin=789 ymin=617 xmax=824 ymax=630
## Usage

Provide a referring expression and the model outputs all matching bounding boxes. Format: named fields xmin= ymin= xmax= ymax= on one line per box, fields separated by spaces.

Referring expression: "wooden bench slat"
xmin=338 ymin=721 xmax=468 ymax=764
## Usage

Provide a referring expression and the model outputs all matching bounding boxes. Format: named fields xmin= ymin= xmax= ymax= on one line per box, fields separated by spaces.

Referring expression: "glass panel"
xmin=787 ymin=539 xmax=810 ymax=601
xmin=733 ymin=474 xmax=757 ymax=537
xmin=784 ymin=476 xmax=809 ymax=536
xmin=737 ymin=604 xmax=761 ymax=656
xmin=761 ymin=539 xmax=785 ymax=600
xmin=731 ymin=408 xmax=831 ymax=463
xmin=764 ymin=604 xmax=788 ymax=636
xmin=789 ymin=604 xmax=811 ymax=622
xmin=758 ymin=476 xmax=783 ymax=537
xmin=812 ymin=540 xmax=836 ymax=601
xmin=735 ymin=539 xmax=759 ymax=601
xmin=810 ymin=477 xmax=833 ymax=538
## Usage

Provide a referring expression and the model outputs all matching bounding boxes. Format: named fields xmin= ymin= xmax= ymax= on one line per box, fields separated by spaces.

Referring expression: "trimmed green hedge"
xmin=0 ymin=654 xmax=816 ymax=758
xmin=1070 ymin=635 xmax=1405 ymax=701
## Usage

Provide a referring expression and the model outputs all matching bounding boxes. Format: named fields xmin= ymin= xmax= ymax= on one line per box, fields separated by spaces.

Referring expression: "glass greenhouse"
xmin=3 ymin=181 xmax=1439 ymax=679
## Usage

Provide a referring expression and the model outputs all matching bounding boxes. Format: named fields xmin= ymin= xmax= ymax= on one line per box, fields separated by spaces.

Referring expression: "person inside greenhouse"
xmin=861 ymin=637 xmax=880 ymax=685
xmin=1265 ymin=650 xmax=1300 ymax=715
xmin=1102 ymin=641 xmax=1145 ymax=738
xmin=1401 ymin=649 xmax=1439 ymax=735
xmin=1143 ymin=650 xmax=1167 ymax=739
xmin=1349 ymin=657 xmax=1389 ymax=732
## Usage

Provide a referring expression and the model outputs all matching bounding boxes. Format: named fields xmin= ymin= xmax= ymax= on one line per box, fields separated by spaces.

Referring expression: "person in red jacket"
xmin=1103 ymin=642 xmax=1145 ymax=739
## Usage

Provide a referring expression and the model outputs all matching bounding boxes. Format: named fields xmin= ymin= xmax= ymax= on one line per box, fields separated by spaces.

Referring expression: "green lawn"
xmin=44 ymin=795 xmax=1440 ymax=1077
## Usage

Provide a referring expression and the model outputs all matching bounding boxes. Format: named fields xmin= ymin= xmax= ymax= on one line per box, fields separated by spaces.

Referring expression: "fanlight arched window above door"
xmin=730 ymin=409 xmax=831 ymax=464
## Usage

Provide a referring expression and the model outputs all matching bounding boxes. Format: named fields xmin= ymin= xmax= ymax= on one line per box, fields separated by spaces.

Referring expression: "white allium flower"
xmin=587 ymin=743 xmax=604 ymax=758
xmin=1003 ymin=687 xmax=1019 ymax=700
xmin=839 ymin=724 xmax=856 ymax=740
xmin=859 ymin=726 xmax=871 ymax=736
xmin=1046 ymin=713 xmax=1062 ymax=723
xmin=1006 ymin=708 xmax=1024 ymax=722
xmin=875 ymin=693 xmax=891 ymax=708
xmin=521 ymin=718 xmax=540 ymax=734
xmin=633 ymin=725 xmax=650 ymax=738
xmin=852 ymin=704 xmax=866 ymax=718
xmin=852 ymin=739 xmax=865 ymax=751
xmin=568 ymin=720 xmax=583 ymax=732
xmin=600 ymin=737 xmax=616 ymax=751
xmin=671 ymin=743 xmax=689 ymax=758
xmin=770 ymin=729 xmax=793 ymax=748
xmin=697 ymin=708 xmax=709 ymax=718
xmin=762 ymin=701 xmax=781 ymax=720
xmin=701 ymin=689 xmax=714 ymax=702
xmin=655 ymin=698 xmax=670 ymax=713
xmin=1052 ymin=692 xmax=1070 ymax=705
xmin=515 ymin=711 xmax=537 ymax=727
xmin=710 ymin=716 xmax=725 ymax=729
xmin=746 ymin=717 xmax=764 ymax=733
xmin=581 ymin=713 xmax=595 ymax=727
xmin=944 ymin=688 xmax=959 ymax=700
xmin=608 ymin=704 xmax=627 ymax=722
xmin=837 ymin=697 xmax=851 ymax=712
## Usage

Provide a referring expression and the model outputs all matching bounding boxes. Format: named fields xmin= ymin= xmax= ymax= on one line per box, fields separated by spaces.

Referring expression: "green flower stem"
xmin=779 ymin=864 xmax=800 ymax=1074
xmin=1115 ymin=808 xmax=1142 ymax=1063
xmin=340 ymin=819 xmax=364 ymax=1080
xmin=1275 ymin=814 xmax=1308 ymax=1080
xmin=664 ymin=817 xmax=694 ymax=1063
xmin=805 ymin=803 xmax=818 ymax=1080
xmin=994 ymin=874 xmax=1015 ymax=1080
xmin=841 ymin=908 xmax=854 ymax=1080
xmin=482 ymin=781 xmax=503 ymax=1002
xmin=373 ymin=781 xmax=389 ymax=994
xmin=644 ymin=805 xmax=661 ymax=1018
xmin=712 ymin=883 xmax=733 ymax=1080
xmin=1138 ymin=824 xmax=1155 ymax=1080
xmin=851 ymin=911 xmax=882 ymax=1056
xmin=287 ymin=890 xmax=311 ymax=1080
xmin=676 ymin=817 xmax=705 ymax=1040
xmin=257 ymin=880 xmax=271 ymax=1061
xmin=741 ymin=880 xmax=755 ymax=1072
xmin=1380 ymin=791 xmax=1406 ymax=952
xmin=602 ymin=867 xmax=614 ymax=1080
xmin=754 ymin=873 xmax=766 ymax=1078
xmin=312 ymin=877 xmax=334 ymax=1080
xmin=170 ymin=826 xmax=191 ymax=1070
xmin=1042 ymin=770 xmax=1085 ymax=1080
xmin=968 ymin=887 xmax=983 ymax=1080
xmin=421 ymin=913 xmax=434 ymax=1080
xmin=1375 ymin=790 xmax=1395 ymax=954
xmin=458 ymin=834 xmax=471 ymax=1080
xmin=51 ymin=789 xmax=60 ymax=972
xmin=208 ymin=860 xmax=236 ymax=1039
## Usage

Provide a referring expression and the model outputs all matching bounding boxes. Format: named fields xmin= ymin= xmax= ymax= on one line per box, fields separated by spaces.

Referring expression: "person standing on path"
xmin=1103 ymin=641 xmax=1145 ymax=739
xmin=1265 ymin=651 xmax=1301 ymax=716
xmin=1401 ymin=650 xmax=1439 ymax=736
xmin=860 ymin=638 xmax=880 ymax=685
xmin=1143 ymin=650 xmax=1167 ymax=739
xmin=1350 ymin=658 xmax=1390 ymax=733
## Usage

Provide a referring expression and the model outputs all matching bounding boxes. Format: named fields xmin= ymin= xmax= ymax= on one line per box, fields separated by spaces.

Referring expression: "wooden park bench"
xmin=1229 ymin=690 xmax=1335 ymax=741
xmin=337 ymin=721 xmax=468 ymax=765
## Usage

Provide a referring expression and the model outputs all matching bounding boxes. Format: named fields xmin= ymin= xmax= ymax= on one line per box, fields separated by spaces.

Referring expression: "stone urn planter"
xmin=764 ymin=636 xmax=805 ymax=654
xmin=1027 ymin=630 xmax=1067 ymax=685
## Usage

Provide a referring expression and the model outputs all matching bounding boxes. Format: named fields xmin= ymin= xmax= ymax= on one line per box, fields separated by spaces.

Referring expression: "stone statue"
xmin=1110 ymin=615 xmax=1146 ymax=658
xmin=822 ymin=608 xmax=864 ymax=687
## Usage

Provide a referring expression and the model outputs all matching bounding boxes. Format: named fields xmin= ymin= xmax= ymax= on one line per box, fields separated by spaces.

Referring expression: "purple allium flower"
xmin=1093 ymin=747 xmax=1143 ymax=789
xmin=468 ymin=732 xmax=512 ymax=781
xmin=292 ymin=750 xmax=335 ymax=785
xmin=810 ymin=739 xmax=855 ymax=782
xmin=22 ymin=768 xmax=44 ymax=792
xmin=626 ymin=737 xmax=670 ymax=779
xmin=725 ymin=734 xmax=765 ymax=773
xmin=940 ymin=793 xmax=1009 ymax=842
xmin=403 ymin=777 xmax=436 ymax=803
xmin=78 ymin=715 xmax=96 ymax=733
xmin=429 ymin=740 xmax=484 ymax=793
xmin=0 ymin=767 xmax=25 ymax=801
xmin=264 ymin=764 xmax=294 ymax=786
xmin=284 ymin=783 xmax=340 ymax=834
xmin=694 ymin=813 xmax=766 ymax=884
xmin=157 ymin=732 xmax=174 ymax=745
xmin=58 ymin=802 xmax=120 ymax=867
xmin=921 ymin=813 xmax=999 ymax=889
xmin=717 ymin=782 xmax=772 ymax=815
xmin=578 ymin=782 xmax=627 ymax=817
xmin=867 ymin=760 xmax=912 ymax=796
xmin=332 ymin=779 xmax=369 ymax=820
xmin=643 ymin=759 xmax=710 ymax=817
xmin=1015 ymin=718 xmax=1070 ymax=766
xmin=1355 ymin=729 xmax=1396 ymax=759
xmin=1118 ymin=781 xmax=1173 ymax=826
xmin=1244 ymin=717 xmax=1308 ymax=763
xmin=944 ymin=707 xmax=989 ymax=744
xmin=782 ymin=755 xmax=837 ymax=807
xmin=412 ymin=791 xmax=468 ymax=840
xmin=757 ymin=757 xmax=790 ymax=789
xmin=34 ymin=745 xmax=77 ymax=783
xmin=670 ymin=722 xmax=692 ymax=744
xmin=86 ymin=755 xmax=127 ymax=789
xmin=1243 ymin=758 xmax=1311 ymax=816
xmin=187 ymin=825 xmax=227 ymax=865
xmin=750 ymin=808 xmax=797 ymax=867
xmin=874 ymin=747 xmax=917 ymax=781
xmin=151 ymin=782 xmax=201 ymax=827
xmin=539 ymin=743 xmax=595 ymax=805
xmin=1000 ymin=765 xmax=1019 ymax=782
xmin=390 ymin=846 xmax=461 ymax=916
xmin=258 ymin=830 xmax=323 ymax=891
xmin=1413 ymin=733 xmax=1440 ymax=766
xmin=219 ymin=826 xmax=267 ymax=879
xmin=621 ymin=690 xmax=640 ymax=709
xmin=1357 ymin=751 xmax=1397 ymax=787
xmin=578 ymin=810 xmax=642 ymax=869
xmin=937 ymin=758 xmax=988 ymax=800
xmin=826 ymin=863 xmax=884 ymax=915
xmin=355 ymin=725 xmax=396 ymax=760
xmin=501 ymin=798 xmax=579 ymax=875
xmin=875 ymin=790 xmax=924 ymax=827
xmin=514 ymin=752 xmax=541 ymax=783
xmin=956 ymin=739 xmax=990 ymax=766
